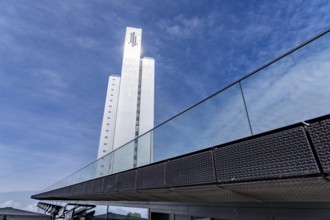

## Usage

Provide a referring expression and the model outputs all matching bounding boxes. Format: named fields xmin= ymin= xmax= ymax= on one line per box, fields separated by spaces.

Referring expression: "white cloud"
xmin=158 ymin=14 xmax=214 ymax=39
xmin=0 ymin=200 xmax=20 ymax=208
xmin=0 ymin=192 xmax=40 ymax=213
xmin=76 ymin=36 xmax=97 ymax=48
xmin=23 ymin=203 xmax=38 ymax=212
xmin=242 ymin=48 xmax=330 ymax=133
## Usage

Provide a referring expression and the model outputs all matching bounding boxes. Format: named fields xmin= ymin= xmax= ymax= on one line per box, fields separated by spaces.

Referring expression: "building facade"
xmin=97 ymin=75 xmax=121 ymax=158
xmin=97 ymin=27 xmax=154 ymax=175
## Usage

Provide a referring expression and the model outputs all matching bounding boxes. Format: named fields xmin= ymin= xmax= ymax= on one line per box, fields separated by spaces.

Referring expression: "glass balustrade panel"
xmin=112 ymin=141 xmax=135 ymax=173
xmin=152 ymin=83 xmax=251 ymax=162
xmin=241 ymin=31 xmax=330 ymax=134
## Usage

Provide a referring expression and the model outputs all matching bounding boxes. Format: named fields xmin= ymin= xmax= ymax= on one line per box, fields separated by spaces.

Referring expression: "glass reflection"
xmin=136 ymin=132 xmax=152 ymax=167
xmin=153 ymin=83 xmax=251 ymax=161
xmin=112 ymin=142 xmax=135 ymax=173
xmin=94 ymin=153 xmax=114 ymax=178
xmin=241 ymin=31 xmax=330 ymax=134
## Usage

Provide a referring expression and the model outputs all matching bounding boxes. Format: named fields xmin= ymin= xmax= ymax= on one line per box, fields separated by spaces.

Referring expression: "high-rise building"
xmin=97 ymin=75 xmax=121 ymax=157
xmin=97 ymin=27 xmax=155 ymax=175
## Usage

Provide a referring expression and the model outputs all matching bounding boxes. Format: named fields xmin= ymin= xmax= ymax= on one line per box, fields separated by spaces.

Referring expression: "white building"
xmin=97 ymin=27 xmax=155 ymax=176
xmin=97 ymin=75 xmax=121 ymax=158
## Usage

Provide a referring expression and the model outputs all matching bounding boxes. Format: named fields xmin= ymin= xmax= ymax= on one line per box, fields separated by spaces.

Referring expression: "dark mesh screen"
xmin=166 ymin=151 xmax=216 ymax=187
xmin=72 ymin=184 xmax=79 ymax=195
xmin=92 ymin=178 xmax=104 ymax=194
xmin=308 ymin=118 xmax=330 ymax=174
xmin=104 ymin=174 xmax=117 ymax=193
xmin=78 ymin=182 xmax=86 ymax=195
xmin=85 ymin=180 xmax=93 ymax=195
xmin=214 ymin=126 xmax=319 ymax=183
xmin=117 ymin=170 xmax=136 ymax=191
xmin=64 ymin=186 xmax=73 ymax=196
xmin=136 ymin=162 xmax=165 ymax=189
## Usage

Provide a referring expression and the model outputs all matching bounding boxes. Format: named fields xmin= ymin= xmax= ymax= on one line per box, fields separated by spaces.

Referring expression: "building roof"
xmin=0 ymin=207 xmax=48 ymax=216
xmin=0 ymin=207 xmax=52 ymax=220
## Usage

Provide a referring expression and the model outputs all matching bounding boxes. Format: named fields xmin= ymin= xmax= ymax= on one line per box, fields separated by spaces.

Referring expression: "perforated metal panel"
xmin=104 ymin=174 xmax=117 ymax=193
xmin=136 ymin=163 xmax=165 ymax=189
xmin=166 ymin=151 xmax=216 ymax=187
xmin=51 ymin=189 xmax=59 ymax=197
xmin=50 ymin=189 xmax=58 ymax=197
xmin=55 ymin=188 xmax=63 ymax=197
xmin=308 ymin=118 xmax=330 ymax=174
xmin=92 ymin=178 xmax=104 ymax=194
xmin=223 ymin=177 xmax=330 ymax=202
xmin=64 ymin=186 xmax=73 ymax=196
xmin=72 ymin=184 xmax=79 ymax=195
xmin=214 ymin=126 xmax=319 ymax=183
xmin=57 ymin=189 xmax=64 ymax=196
xmin=78 ymin=182 xmax=86 ymax=195
xmin=85 ymin=180 xmax=93 ymax=195
xmin=117 ymin=170 xmax=136 ymax=191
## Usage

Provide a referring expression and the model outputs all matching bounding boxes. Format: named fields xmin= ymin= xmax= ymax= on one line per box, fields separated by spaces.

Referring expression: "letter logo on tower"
xmin=128 ymin=32 xmax=138 ymax=47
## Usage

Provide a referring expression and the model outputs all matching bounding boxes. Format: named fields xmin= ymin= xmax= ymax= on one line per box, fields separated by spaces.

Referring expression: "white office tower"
xmin=97 ymin=75 xmax=121 ymax=159
xmin=97 ymin=27 xmax=154 ymax=176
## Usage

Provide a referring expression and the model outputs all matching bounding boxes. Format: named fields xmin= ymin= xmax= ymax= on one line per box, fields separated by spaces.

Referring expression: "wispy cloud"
xmin=242 ymin=35 xmax=330 ymax=133
xmin=157 ymin=12 xmax=220 ymax=40
xmin=0 ymin=191 xmax=39 ymax=213
xmin=1 ymin=200 xmax=20 ymax=208
xmin=159 ymin=15 xmax=202 ymax=38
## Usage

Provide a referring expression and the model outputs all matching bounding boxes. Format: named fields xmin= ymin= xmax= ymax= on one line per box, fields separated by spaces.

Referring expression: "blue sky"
xmin=0 ymin=0 xmax=329 ymax=210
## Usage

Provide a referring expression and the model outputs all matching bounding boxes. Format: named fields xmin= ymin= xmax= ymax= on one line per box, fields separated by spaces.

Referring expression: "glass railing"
xmin=45 ymin=28 xmax=330 ymax=191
